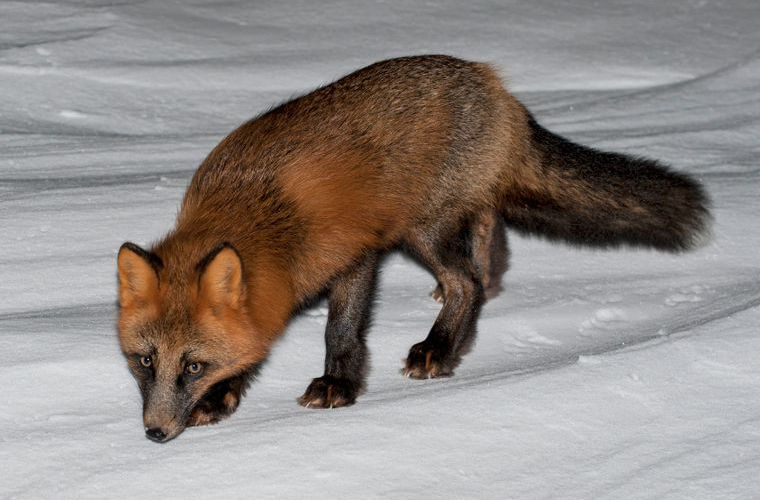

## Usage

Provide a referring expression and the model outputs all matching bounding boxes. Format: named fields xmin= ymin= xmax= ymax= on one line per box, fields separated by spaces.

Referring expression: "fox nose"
xmin=145 ymin=427 xmax=168 ymax=443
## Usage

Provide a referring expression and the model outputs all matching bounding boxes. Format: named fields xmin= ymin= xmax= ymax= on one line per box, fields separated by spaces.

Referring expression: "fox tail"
xmin=501 ymin=115 xmax=711 ymax=252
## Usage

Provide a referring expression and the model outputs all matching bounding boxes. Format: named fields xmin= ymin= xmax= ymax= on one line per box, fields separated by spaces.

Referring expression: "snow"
xmin=2 ymin=0 xmax=759 ymax=498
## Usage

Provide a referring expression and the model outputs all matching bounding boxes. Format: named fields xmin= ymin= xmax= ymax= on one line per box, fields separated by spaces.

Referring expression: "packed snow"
xmin=2 ymin=1 xmax=759 ymax=498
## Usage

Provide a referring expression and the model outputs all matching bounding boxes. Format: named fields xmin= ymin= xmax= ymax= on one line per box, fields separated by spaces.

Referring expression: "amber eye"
xmin=185 ymin=362 xmax=202 ymax=375
xmin=139 ymin=355 xmax=152 ymax=368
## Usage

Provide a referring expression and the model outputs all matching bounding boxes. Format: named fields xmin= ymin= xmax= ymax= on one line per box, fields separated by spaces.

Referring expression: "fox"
xmin=117 ymin=55 xmax=710 ymax=442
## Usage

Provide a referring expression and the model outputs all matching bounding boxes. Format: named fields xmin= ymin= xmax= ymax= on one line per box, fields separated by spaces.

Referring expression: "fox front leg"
xmin=298 ymin=254 xmax=379 ymax=409
xmin=186 ymin=368 xmax=257 ymax=426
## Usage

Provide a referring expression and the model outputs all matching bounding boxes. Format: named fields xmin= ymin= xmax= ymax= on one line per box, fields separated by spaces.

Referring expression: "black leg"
xmin=472 ymin=210 xmax=508 ymax=300
xmin=298 ymin=253 xmax=379 ymax=408
xmin=431 ymin=209 xmax=508 ymax=302
xmin=405 ymin=220 xmax=485 ymax=378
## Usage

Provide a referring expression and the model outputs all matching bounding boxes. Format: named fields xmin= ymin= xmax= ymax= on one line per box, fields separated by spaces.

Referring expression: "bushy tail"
xmin=501 ymin=116 xmax=711 ymax=251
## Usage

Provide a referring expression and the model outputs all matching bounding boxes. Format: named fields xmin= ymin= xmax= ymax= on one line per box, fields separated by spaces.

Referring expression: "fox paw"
xmin=402 ymin=341 xmax=457 ymax=379
xmin=298 ymin=376 xmax=358 ymax=409
xmin=186 ymin=390 xmax=240 ymax=427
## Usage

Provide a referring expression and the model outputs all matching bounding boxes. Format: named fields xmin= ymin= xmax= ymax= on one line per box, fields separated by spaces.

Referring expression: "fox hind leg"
xmin=475 ymin=210 xmax=508 ymax=300
xmin=405 ymin=221 xmax=485 ymax=379
xmin=299 ymin=253 xmax=379 ymax=409
xmin=432 ymin=209 xmax=507 ymax=302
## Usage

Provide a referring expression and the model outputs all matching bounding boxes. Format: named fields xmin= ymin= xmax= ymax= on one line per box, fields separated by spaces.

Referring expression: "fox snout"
xmin=142 ymin=409 xmax=186 ymax=443
xmin=143 ymin=422 xmax=185 ymax=443
xmin=143 ymin=405 xmax=188 ymax=443
xmin=142 ymin=383 xmax=191 ymax=443
xmin=144 ymin=426 xmax=168 ymax=442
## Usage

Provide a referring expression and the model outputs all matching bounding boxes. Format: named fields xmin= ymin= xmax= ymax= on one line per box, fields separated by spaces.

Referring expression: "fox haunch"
xmin=117 ymin=55 xmax=710 ymax=442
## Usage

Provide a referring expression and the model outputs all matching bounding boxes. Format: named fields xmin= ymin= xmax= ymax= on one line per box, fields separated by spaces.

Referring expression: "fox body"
xmin=117 ymin=55 xmax=710 ymax=442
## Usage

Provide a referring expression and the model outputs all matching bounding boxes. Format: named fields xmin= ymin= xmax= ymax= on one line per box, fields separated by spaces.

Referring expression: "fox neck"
xmin=243 ymin=255 xmax=296 ymax=344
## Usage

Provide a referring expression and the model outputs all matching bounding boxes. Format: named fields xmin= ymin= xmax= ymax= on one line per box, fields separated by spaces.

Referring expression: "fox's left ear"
xmin=117 ymin=242 xmax=163 ymax=310
xmin=196 ymin=242 xmax=245 ymax=311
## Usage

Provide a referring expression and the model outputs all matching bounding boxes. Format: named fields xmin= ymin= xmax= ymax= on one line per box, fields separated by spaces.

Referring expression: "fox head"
xmin=117 ymin=241 xmax=266 ymax=443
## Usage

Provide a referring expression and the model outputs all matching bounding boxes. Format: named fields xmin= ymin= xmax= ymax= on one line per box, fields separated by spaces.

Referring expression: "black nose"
xmin=145 ymin=427 xmax=167 ymax=442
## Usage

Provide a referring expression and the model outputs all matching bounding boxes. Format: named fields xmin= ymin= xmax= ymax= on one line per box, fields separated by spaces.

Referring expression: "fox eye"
xmin=139 ymin=355 xmax=152 ymax=368
xmin=185 ymin=362 xmax=203 ymax=375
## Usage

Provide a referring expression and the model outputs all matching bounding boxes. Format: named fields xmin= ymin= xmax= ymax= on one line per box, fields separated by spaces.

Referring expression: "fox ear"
xmin=197 ymin=243 xmax=245 ymax=310
xmin=117 ymin=242 xmax=162 ymax=310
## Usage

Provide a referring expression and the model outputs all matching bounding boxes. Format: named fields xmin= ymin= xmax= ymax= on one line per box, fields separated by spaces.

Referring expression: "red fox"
xmin=117 ymin=55 xmax=710 ymax=442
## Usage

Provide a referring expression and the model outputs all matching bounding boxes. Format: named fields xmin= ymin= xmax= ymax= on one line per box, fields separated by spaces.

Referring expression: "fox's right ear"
xmin=117 ymin=242 xmax=163 ymax=310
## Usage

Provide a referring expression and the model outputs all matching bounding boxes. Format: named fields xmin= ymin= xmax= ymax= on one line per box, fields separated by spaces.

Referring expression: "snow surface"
xmin=2 ymin=0 xmax=759 ymax=498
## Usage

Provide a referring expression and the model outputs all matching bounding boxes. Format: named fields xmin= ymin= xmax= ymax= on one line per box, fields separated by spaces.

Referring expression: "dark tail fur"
xmin=502 ymin=116 xmax=711 ymax=251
